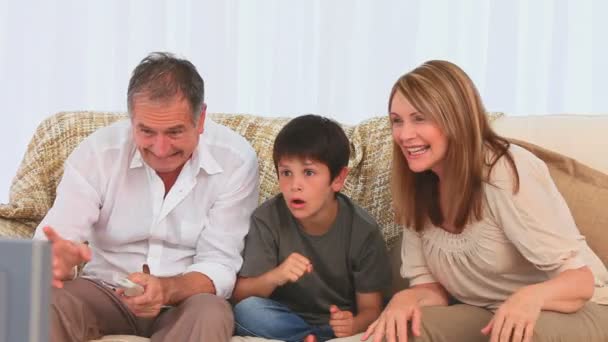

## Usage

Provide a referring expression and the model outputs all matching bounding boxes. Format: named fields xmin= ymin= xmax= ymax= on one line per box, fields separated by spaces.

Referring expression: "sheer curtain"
xmin=0 ymin=0 xmax=605 ymax=201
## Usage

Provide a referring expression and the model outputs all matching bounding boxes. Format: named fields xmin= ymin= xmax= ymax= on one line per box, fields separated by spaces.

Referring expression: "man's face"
xmin=131 ymin=95 xmax=205 ymax=176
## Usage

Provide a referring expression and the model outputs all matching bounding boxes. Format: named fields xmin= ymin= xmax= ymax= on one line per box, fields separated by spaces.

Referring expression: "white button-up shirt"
xmin=34 ymin=118 xmax=259 ymax=298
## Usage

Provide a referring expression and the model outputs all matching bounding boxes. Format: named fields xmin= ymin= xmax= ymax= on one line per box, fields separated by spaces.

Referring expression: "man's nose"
xmin=151 ymin=135 xmax=171 ymax=157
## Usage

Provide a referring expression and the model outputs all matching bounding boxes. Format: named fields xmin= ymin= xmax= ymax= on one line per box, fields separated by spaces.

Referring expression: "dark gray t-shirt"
xmin=239 ymin=193 xmax=392 ymax=325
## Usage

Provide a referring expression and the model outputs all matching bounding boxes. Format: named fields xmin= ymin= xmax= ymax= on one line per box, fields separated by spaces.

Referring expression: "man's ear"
xmin=197 ymin=103 xmax=207 ymax=134
xmin=331 ymin=167 xmax=349 ymax=192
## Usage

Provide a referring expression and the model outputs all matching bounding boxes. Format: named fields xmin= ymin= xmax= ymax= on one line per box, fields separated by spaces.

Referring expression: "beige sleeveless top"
xmin=401 ymin=144 xmax=608 ymax=309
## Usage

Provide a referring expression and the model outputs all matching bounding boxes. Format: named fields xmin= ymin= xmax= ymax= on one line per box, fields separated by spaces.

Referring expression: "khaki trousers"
xmin=408 ymin=303 xmax=608 ymax=342
xmin=51 ymin=278 xmax=234 ymax=342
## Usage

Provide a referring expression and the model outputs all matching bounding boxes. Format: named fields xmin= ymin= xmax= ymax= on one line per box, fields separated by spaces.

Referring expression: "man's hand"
xmin=119 ymin=272 xmax=166 ymax=318
xmin=329 ymin=305 xmax=355 ymax=338
xmin=43 ymin=226 xmax=91 ymax=288
xmin=269 ymin=252 xmax=313 ymax=286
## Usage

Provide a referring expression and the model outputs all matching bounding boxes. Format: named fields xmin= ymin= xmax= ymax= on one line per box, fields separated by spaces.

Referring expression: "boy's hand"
xmin=329 ymin=304 xmax=355 ymax=337
xmin=43 ymin=226 xmax=91 ymax=288
xmin=271 ymin=252 xmax=313 ymax=286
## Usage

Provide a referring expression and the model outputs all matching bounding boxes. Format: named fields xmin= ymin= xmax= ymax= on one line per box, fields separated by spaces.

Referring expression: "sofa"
xmin=1 ymin=111 xmax=607 ymax=342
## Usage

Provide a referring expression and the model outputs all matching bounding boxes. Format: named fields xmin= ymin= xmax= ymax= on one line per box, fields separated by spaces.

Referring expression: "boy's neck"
xmin=298 ymin=196 xmax=340 ymax=236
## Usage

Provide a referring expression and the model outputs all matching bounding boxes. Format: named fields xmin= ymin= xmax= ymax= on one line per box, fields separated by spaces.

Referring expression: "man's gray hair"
xmin=127 ymin=52 xmax=205 ymax=123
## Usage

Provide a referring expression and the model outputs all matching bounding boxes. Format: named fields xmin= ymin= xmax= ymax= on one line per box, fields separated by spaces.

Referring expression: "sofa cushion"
xmin=514 ymin=139 xmax=608 ymax=267
xmin=493 ymin=115 xmax=608 ymax=174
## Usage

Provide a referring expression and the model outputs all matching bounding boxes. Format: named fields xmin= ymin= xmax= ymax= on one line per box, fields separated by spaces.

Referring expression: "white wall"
xmin=1 ymin=0 xmax=606 ymax=202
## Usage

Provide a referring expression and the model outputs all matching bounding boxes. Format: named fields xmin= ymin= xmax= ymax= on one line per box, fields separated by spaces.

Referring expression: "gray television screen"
xmin=0 ymin=238 xmax=50 ymax=342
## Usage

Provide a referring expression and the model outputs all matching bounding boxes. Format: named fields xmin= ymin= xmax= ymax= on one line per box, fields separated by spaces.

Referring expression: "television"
xmin=0 ymin=238 xmax=50 ymax=342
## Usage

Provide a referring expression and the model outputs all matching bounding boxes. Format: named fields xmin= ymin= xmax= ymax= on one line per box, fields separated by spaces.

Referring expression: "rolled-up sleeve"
xmin=33 ymin=142 xmax=101 ymax=243
xmin=401 ymin=227 xmax=437 ymax=286
xmin=485 ymin=147 xmax=587 ymax=278
xmin=185 ymin=154 xmax=260 ymax=298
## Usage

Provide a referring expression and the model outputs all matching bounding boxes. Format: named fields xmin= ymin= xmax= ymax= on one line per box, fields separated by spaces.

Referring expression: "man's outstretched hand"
xmin=43 ymin=226 xmax=91 ymax=288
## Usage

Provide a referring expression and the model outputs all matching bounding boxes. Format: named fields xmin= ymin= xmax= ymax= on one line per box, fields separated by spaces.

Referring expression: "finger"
xmin=490 ymin=314 xmax=505 ymax=342
xmin=410 ymin=307 xmax=421 ymax=338
xmin=289 ymin=268 xmax=306 ymax=281
xmin=43 ymin=226 xmax=63 ymax=243
xmin=499 ymin=318 xmax=514 ymax=342
xmin=330 ymin=304 xmax=339 ymax=314
xmin=481 ymin=317 xmax=494 ymax=335
xmin=384 ymin=314 xmax=398 ymax=342
xmin=290 ymin=252 xmax=311 ymax=264
xmin=512 ymin=322 xmax=524 ymax=342
xmin=523 ymin=322 xmax=535 ymax=342
xmin=372 ymin=316 xmax=387 ymax=342
xmin=52 ymin=279 xmax=64 ymax=288
xmin=77 ymin=244 xmax=92 ymax=262
xmin=127 ymin=273 xmax=148 ymax=285
xmin=361 ymin=319 xmax=378 ymax=340
xmin=331 ymin=311 xmax=344 ymax=320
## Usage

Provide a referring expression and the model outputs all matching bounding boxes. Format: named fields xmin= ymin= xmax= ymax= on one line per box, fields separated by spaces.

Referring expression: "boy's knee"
xmin=233 ymin=296 xmax=266 ymax=317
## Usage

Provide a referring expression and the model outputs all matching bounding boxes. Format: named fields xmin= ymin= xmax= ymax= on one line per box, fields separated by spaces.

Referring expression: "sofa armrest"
xmin=0 ymin=217 xmax=36 ymax=239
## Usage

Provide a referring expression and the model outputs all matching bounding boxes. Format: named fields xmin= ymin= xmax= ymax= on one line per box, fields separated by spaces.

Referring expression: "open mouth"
xmin=291 ymin=199 xmax=306 ymax=205
xmin=406 ymin=145 xmax=430 ymax=156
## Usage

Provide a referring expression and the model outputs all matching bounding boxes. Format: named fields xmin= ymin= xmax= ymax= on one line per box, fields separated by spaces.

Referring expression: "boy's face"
xmin=277 ymin=156 xmax=347 ymax=225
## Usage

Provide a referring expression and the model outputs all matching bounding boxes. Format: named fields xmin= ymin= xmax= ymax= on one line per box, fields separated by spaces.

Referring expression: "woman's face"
xmin=390 ymin=91 xmax=448 ymax=178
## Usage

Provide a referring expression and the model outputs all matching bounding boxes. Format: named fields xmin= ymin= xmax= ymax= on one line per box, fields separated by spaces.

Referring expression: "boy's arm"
xmin=353 ymin=292 xmax=384 ymax=333
xmin=232 ymin=273 xmax=279 ymax=303
xmin=232 ymin=252 xmax=312 ymax=303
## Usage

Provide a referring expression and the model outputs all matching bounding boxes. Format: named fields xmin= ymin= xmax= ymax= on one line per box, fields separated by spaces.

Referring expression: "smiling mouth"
xmin=405 ymin=145 xmax=430 ymax=156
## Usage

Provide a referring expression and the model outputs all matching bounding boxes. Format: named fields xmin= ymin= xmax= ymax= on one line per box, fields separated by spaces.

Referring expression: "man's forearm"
xmin=159 ymin=272 xmax=216 ymax=306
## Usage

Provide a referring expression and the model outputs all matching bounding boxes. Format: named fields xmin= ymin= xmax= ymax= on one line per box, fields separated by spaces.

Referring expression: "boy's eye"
xmin=280 ymin=170 xmax=291 ymax=177
xmin=304 ymin=170 xmax=315 ymax=176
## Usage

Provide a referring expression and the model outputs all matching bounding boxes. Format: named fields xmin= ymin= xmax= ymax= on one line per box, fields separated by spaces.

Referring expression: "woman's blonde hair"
xmin=390 ymin=60 xmax=519 ymax=232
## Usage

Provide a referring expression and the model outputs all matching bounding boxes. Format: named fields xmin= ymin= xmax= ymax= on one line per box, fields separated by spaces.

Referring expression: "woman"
xmin=363 ymin=60 xmax=608 ymax=342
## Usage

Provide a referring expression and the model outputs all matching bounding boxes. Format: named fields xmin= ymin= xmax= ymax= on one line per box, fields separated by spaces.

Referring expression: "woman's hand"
xmin=361 ymin=289 xmax=422 ymax=342
xmin=481 ymin=285 xmax=543 ymax=342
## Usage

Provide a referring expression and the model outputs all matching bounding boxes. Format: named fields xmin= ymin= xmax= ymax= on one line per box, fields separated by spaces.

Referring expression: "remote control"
xmin=115 ymin=277 xmax=144 ymax=297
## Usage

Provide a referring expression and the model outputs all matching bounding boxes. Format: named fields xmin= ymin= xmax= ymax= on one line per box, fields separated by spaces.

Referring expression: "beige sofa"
xmin=0 ymin=112 xmax=607 ymax=342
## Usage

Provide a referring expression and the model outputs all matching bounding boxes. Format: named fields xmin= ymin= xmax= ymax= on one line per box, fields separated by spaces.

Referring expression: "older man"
xmin=34 ymin=52 xmax=259 ymax=341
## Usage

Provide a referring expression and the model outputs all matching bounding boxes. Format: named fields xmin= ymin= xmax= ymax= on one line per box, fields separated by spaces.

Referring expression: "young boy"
xmin=232 ymin=115 xmax=391 ymax=342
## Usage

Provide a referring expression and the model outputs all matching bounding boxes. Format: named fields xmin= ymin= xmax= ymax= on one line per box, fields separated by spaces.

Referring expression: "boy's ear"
xmin=330 ymin=167 xmax=349 ymax=192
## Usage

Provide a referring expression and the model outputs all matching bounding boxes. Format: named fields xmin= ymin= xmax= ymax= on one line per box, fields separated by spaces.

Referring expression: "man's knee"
xmin=181 ymin=293 xmax=233 ymax=324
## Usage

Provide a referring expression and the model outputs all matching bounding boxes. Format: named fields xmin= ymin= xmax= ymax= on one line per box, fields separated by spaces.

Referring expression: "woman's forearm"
xmin=529 ymin=266 xmax=594 ymax=313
